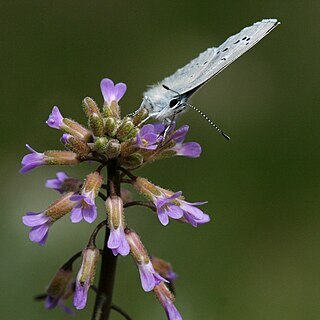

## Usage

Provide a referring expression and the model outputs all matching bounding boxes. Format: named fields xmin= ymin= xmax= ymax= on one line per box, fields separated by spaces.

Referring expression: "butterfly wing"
xmin=143 ymin=19 xmax=279 ymax=116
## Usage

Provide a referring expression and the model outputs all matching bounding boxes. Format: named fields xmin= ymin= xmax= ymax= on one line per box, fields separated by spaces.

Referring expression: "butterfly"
xmin=138 ymin=19 xmax=280 ymax=140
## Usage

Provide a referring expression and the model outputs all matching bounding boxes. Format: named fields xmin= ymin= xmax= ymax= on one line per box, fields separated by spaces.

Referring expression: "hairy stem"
xmin=92 ymin=159 xmax=120 ymax=320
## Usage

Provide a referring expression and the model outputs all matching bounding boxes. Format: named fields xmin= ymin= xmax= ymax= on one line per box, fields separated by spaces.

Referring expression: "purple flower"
xmin=133 ymin=177 xmax=210 ymax=226
xmin=151 ymin=256 xmax=178 ymax=283
xmin=136 ymin=123 xmax=165 ymax=150
xmin=46 ymin=172 xmax=82 ymax=194
xmin=100 ymin=78 xmax=127 ymax=105
xmin=138 ymin=261 xmax=168 ymax=292
xmin=45 ymin=172 xmax=69 ymax=193
xmin=20 ymin=144 xmax=46 ymax=173
xmin=179 ymin=200 xmax=210 ymax=227
xmin=155 ymin=192 xmax=184 ymax=226
xmin=69 ymin=172 xmax=103 ymax=224
xmin=69 ymin=194 xmax=97 ymax=223
xmin=73 ymin=248 xmax=100 ymax=310
xmin=22 ymin=211 xmax=50 ymax=245
xmin=45 ymin=268 xmax=74 ymax=315
xmin=106 ymin=196 xmax=130 ymax=256
xmin=108 ymin=226 xmax=130 ymax=256
xmin=154 ymin=282 xmax=183 ymax=320
xmin=46 ymin=106 xmax=64 ymax=129
xmin=167 ymin=125 xmax=201 ymax=158
xmin=22 ymin=192 xmax=76 ymax=245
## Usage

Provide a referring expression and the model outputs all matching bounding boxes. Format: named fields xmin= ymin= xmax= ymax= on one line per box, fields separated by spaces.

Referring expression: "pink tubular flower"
xmin=100 ymin=78 xmax=127 ymax=105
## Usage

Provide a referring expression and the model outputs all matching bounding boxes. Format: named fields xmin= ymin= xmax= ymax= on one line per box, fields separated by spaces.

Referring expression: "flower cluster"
xmin=20 ymin=78 xmax=210 ymax=319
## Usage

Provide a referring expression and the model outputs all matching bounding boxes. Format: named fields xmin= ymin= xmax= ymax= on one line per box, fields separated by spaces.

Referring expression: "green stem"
xmin=92 ymin=159 xmax=120 ymax=320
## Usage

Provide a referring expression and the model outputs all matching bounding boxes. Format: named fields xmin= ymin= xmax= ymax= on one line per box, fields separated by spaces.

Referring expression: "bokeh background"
xmin=1 ymin=1 xmax=319 ymax=319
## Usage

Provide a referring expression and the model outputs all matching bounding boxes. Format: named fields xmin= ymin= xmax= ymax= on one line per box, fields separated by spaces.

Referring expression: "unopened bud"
xmin=103 ymin=101 xmax=120 ymax=119
xmin=132 ymin=107 xmax=149 ymax=126
xmin=94 ymin=137 xmax=108 ymax=154
xmin=116 ymin=118 xmax=135 ymax=142
xmin=61 ymin=134 xmax=91 ymax=157
xmin=43 ymin=150 xmax=80 ymax=166
xmin=62 ymin=118 xmax=92 ymax=141
xmin=46 ymin=267 xmax=73 ymax=308
xmin=88 ymin=113 xmax=104 ymax=137
xmin=74 ymin=247 xmax=100 ymax=310
xmin=82 ymin=97 xmax=101 ymax=118
xmin=105 ymin=139 xmax=121 ymax=159
xmin=104 ymin=117 xmax=118 ymax=137
xmin=120 ymin=153 xmax=143 ymax=169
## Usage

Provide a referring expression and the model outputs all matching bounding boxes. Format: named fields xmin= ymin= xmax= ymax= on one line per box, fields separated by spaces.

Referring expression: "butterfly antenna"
xmin=186 ymin=103 xmax=231 ymax=141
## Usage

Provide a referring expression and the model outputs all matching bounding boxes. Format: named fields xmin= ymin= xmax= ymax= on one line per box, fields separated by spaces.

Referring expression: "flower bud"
xmin=82 ymin=97 xmax=101 ymax=118
xmin=61 ymin=134 xmax=91 ymax=157
xmin=132 ymin=107 xmax=149 ymax=126
xmin=106 ymin=196 xmax=130 ymax=256
xmin=154 ymin=282 xmax=182 ymax=320
xmin=45 ymin=267 xmax=73 ymax=309
xmin=94 ymin=137 xmax=108 ymax=154
xmin=105 ymin=139 xmax=121 ymax=159
xmin=103 ymin=100 xmax=121 ymax=119
xmin=73 ymin=247 xmax=100 ymax=310
xmin=83 ymin=172 xmax=103 ymax=197
xmin=104 ymin=117 xmax=118 ymax=137
xmin=88 ymin=113 xmax=104 ymax=137
xmin=120 ymin=153 xmax=143 ymax=169
xmin=125 ymin=229 xmax=167 ymax=292
xmin=116 ymin=118 xmax=135 ymax=142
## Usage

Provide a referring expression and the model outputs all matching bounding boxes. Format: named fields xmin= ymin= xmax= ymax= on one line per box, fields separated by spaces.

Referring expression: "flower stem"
xmin=92 ymin=159 xmax=120 ymax=320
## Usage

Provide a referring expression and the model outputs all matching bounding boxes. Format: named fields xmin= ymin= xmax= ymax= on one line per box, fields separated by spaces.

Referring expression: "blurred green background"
xmin=1 ymin=1 xmax=319 ymax=319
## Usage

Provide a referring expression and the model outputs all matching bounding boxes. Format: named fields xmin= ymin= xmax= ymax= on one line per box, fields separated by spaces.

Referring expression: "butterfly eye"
xmin=169 ymin=98 xmax=180 ymax=109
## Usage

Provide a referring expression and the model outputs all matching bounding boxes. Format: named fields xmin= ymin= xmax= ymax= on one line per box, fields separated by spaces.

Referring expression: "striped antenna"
xmin=162 ymin=84 xmax=230 ymax=141
xmin=186 ymin=103 xmax=230 ymax=141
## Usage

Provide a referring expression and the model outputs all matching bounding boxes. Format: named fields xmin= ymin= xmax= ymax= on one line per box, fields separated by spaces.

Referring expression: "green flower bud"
xmin=104 ymin=117 xmax=118 ymax=137
xmin=88 ymin=113 xmax=104 ymax=137
xmin=105 ymin=139 xmax=121 ymax=159
xmin=82 ymin=97 xmax=101 ymax=118
xmin=103 ymin=101 xmax=120 ymax=119
xmin=116 ymin=118 xmax=135 ymax=142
